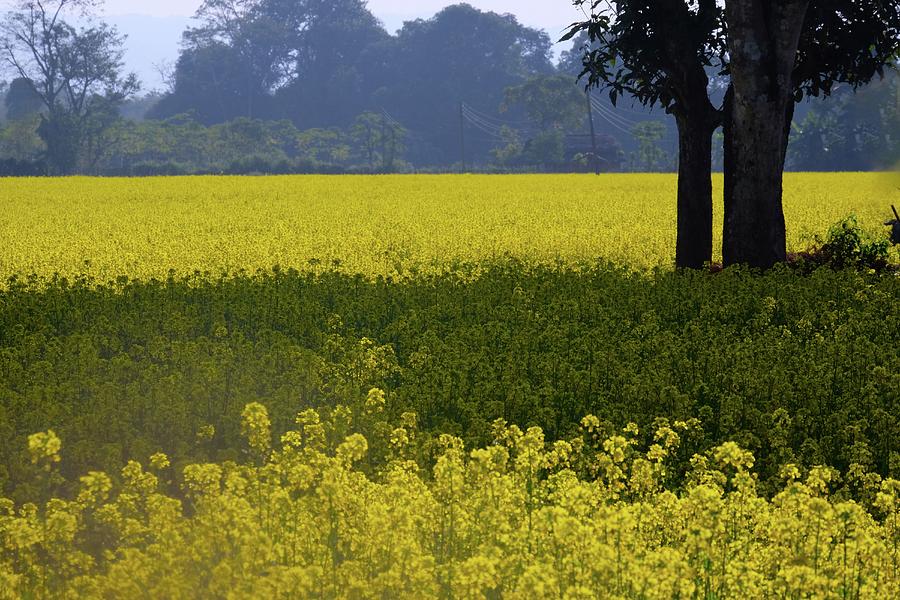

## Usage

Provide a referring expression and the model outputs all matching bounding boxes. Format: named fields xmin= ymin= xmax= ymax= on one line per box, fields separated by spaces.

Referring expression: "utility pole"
xmin=388 ymin=126 xmax=396 ymax=171
xmin=381 ymin=114 xmax=388 ymax=172
xmin=459 ymin=101 xmax=467 ymax=173
xmin=586 ymin=89 xmax=600 ymax=175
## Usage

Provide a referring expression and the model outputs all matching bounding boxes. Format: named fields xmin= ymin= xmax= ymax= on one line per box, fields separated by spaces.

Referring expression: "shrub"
xmin=809 ymin=215 xmax=892 ymax=270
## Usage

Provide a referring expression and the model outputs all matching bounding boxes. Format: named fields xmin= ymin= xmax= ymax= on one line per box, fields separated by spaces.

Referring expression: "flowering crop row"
xmin=1 ymin=264 xmax=897 ymax=507
xmin=0 ymin=173 xmax=895 ymax=282
xmin=3 ymin=401 xmax=900 ymax=599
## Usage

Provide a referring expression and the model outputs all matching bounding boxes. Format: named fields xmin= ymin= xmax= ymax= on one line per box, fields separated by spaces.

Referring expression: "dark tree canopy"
xmin=564 ymin=1 xmax=726 ymax=115
xmin=795 ymin=1 xmax=900 ymax=99
xmin=378 ymin=4 xmax=554 ymax=163
xmin=149 ymin=43 xmax=280 ymax=125
xmin=568 ymin=0 xmax=900 ymax=115
xmin=150 ymin=0 xmax=388 ymax=126
xmin=4 ymin=77 xmax=42 ymax=121
xmin=149 ymin=2 xmax=554 ymax=165
xmin=265 ymin=0 xmax=390 ymax=128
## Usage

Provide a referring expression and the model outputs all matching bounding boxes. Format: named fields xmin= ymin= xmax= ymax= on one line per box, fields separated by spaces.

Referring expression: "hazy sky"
xmin=101 ymin=0 xmax=581 ymax=38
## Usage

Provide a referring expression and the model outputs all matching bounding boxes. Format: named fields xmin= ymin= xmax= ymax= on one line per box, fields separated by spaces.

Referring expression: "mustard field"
xmin=1 ymin=173 xmax=899 ymax=598
xmin=5 ymin=403 xmax=900 ymax=599
xmin=0 ymin=173 xmax=895 ymax=281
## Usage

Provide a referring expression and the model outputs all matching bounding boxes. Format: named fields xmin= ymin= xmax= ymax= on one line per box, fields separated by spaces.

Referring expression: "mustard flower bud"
xmin=365 ymin=387 xmax=386 ymax=414
xmin=196 ymin=424 xmax=216 ymax=443
xmin=241 ymin=402 xmax=271 ymax=456
xmin=27 ymin=430 xmax=61 ymax=465
xmin=149 ymin=453 xmax=170 ymax=470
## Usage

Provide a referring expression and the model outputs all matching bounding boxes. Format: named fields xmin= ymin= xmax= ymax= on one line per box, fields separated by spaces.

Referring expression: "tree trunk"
xmin=723 ymin=0 xmax=809 ymax=269
xmin=38 ymin=112 xmax=81 ymax=176
xmin=656 ymin=0 xmax=723 ymax=270
xmin=675 ymin=114 xmax=716 ymax=269
xmin=723 ymin=86 xmax=791 ymax=268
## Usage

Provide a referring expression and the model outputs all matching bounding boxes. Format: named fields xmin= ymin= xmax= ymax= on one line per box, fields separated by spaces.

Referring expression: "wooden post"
xmin=459 ymin=102 xmax=467 ymax=173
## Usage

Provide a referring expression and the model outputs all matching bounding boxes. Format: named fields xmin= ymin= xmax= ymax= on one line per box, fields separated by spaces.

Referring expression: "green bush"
xmin=816 ymin=215 xmax=891 ymax=270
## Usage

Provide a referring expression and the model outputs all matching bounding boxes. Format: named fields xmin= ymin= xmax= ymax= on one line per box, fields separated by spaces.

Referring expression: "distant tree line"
xmin=0 ymin=0 xmax=895 ymax=177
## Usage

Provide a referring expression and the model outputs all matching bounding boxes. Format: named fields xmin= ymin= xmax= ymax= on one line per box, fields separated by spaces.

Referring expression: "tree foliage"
xmin=149 ymin=3 xmax=553 ymax=165
xmin=0 ymin=0 xmax=137 ymax=173
xmin=788 ymin=72 xmax=900 ymax=171
xmin=563 ymin=0 xmax=725 ymax=115
xmin=502 ymin=75 xmax=585 ymax=131
xmin=4 ymin=77 xmax=41 ymax=121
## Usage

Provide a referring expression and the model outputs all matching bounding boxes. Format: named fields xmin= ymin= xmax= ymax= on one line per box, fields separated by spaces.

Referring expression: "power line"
xmin=460 ymin=108 xmax=520 ymax=141
xmin=462 ymin=108 xmax=543 ymax=142
xmin=463 ymin=110 xmax=503 ymax=138
xmin=590 ymin=97 xmax=642 ymax=129
xmin=461 ymin=107 xmax=506 ymax=133
xmin=588 ymin=103 xmax=634 ymax=136
xmin=380 ymin=109 xmax=404 ymax=130
xmin=461 ymin=102 xmax=535 ymax=128
xmin=586 ymin=89 xmax=600 ymax=175
xmin=591 ymin=99 xmax=640 ymax=128
xmin=461 ymin=106 xmax=507 ymax=130
xmin=463 ymin=116 xmax=508 ymax=139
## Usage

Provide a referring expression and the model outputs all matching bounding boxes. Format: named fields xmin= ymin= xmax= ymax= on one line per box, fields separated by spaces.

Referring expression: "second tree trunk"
xmin=675 ymin=114 xmax=716 ymax=269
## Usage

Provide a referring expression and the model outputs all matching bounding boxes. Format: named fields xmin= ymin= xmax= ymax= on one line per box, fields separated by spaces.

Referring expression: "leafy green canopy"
xmin=566 ymin=0 xmax=900 ymax=110
xmin=563 ymin=0 xmax=725 ymax=112
xmin=151 ymin=2 xmax=554 ymax=165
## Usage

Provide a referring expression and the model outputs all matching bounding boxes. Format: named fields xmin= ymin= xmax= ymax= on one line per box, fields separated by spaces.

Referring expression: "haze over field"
xmin=96 ymin=0 xmax=577 ymax=88
xmin=0 ymin=0 xmax=895 ymax=175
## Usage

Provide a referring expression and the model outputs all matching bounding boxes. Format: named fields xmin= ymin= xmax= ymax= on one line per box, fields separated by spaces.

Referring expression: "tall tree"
xmin=0 ymin=0 xmax=137 ymax=174
xmin=268 ymin=0 xmax=389 ymax=128
xmin=177 ymin=0 xmax=289 ymax=121
xmin=723 ymin=0 xmax=900 ymax=267
xmin=566 ymin=1 xmax=727 ymax=269
xmin=571 ymin=0 xmax=900 ymax=269
xmin=379 ymin=4 xmax=553 ymax=165
xmin=149 ymin=42 xmax=278 ymax=125
xmin=722 ymin=1 xmax=807 ymax=268
xmin=153 ymin=0 xmax=387 ymax=128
